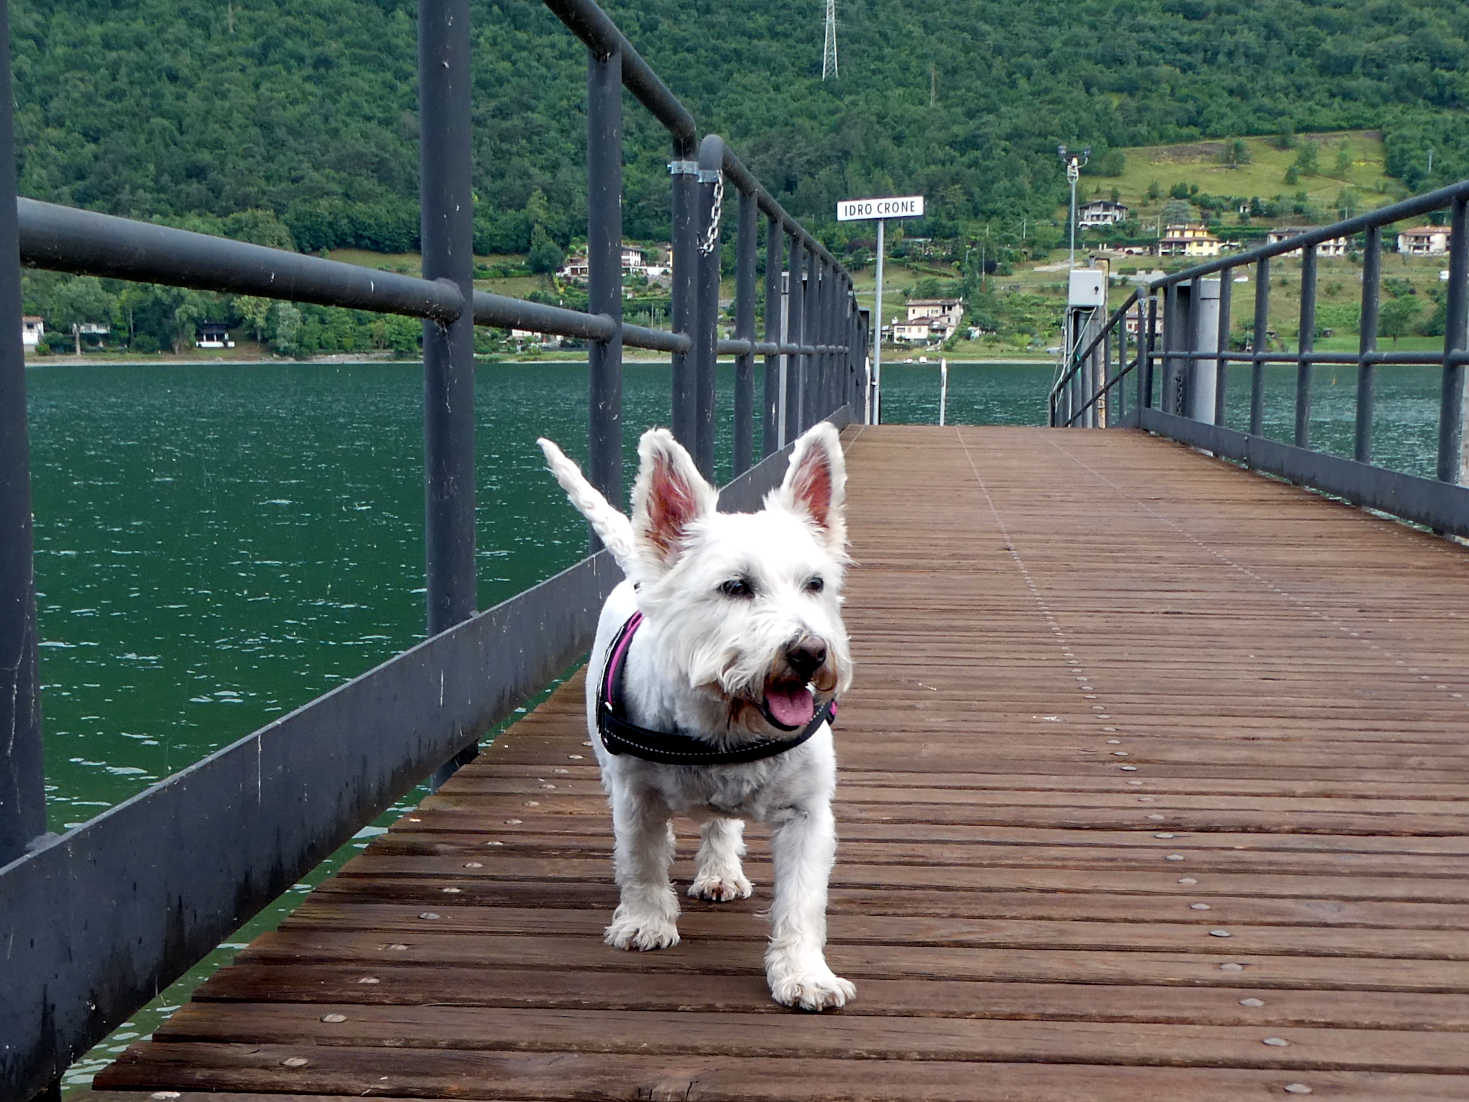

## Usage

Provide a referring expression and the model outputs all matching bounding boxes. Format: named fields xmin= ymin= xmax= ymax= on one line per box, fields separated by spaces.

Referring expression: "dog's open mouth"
xmin=761 ymin=682 xmax=816 ymax=730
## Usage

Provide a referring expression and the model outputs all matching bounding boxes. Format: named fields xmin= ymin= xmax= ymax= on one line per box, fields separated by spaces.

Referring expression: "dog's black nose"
xmin=785 ymin=637 xmax=827 ymax=681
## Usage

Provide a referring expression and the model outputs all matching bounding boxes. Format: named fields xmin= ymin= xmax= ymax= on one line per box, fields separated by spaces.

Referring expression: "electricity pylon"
xmin=822 ymin=0 xmax=838 ymax=80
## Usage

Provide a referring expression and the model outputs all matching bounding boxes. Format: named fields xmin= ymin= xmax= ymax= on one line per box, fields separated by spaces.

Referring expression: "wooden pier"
xmin=87 ymin=426 xmax=1469 ymax=1100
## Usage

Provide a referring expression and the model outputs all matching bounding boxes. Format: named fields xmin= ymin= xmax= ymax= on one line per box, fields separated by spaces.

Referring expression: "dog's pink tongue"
xmin=766 ymin=685 xmax=815 ymax=728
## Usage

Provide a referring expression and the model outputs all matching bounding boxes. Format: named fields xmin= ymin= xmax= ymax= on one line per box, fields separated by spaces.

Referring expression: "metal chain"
xmin=697 ymin=171 xmax=724 ymax=256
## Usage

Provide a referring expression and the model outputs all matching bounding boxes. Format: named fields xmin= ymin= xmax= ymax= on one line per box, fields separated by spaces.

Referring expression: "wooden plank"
xmin=149 ymin=1002 xmax=1469 ymax=1072
xmin=88 ymin=1048 xmax=1469 ymax=1101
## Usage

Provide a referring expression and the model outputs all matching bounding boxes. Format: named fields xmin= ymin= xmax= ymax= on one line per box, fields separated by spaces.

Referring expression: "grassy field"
xmin=1086 ymin=129 xmax=1399 ymax=227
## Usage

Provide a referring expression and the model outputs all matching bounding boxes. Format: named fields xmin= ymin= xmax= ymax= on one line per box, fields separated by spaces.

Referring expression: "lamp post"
xmin=1057 ymin=144 xmax=1090 ymax=270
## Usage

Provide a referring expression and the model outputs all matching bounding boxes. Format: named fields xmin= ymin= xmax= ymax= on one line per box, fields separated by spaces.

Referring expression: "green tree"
xmin=270 ymin=302 xmax=302 ymax=357
xmin=1293 ymin=142 xmax=1319 ymax=175
xmin=527 ymin=224 xmax=562 ymax=275
xmin=1161 ymin=198 xmax=1193 ymax=225
xmin=1378 ymin=295 xmax=1419 ymax=346
xmin=234 ymin=295 xmax=273 ymax=343
xmin=49 ymin=276 xmax=116 ymax=353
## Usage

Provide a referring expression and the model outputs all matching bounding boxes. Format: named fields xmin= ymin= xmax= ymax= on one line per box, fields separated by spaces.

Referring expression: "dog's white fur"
xmin=537 ymin=423 xmax=855 ymax=1011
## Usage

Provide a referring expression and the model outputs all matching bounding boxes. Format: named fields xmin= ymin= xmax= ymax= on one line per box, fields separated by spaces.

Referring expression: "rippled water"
xmin=22 ymin=357 xmax=1443 ymax=1088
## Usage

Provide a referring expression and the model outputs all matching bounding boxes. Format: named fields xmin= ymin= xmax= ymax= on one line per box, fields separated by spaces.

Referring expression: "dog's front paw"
xmin=688 ymin=870 xmax=754 ymax=902
xmin=766 ymin=958 xmax=856 ymax=1012
xmin=605 ymin=909 xmax=680 ymax=951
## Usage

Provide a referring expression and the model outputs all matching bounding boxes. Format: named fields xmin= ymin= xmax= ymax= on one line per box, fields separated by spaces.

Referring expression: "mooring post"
xmin=1186 ymin=277 xmax=1221 ymax=423
xmin=419 ymin=0 xmax=478 ymax=787
xmin=0 ymin=0 xmax=46 ymax=870
xmin=585 ymin=39 xmax=623 ymax=536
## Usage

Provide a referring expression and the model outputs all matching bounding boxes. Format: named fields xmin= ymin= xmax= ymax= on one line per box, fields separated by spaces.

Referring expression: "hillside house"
xmin=1078 ymin=200 xmax=1129 ymax=228
xmin=1266 ymin=228 xmax=1349 ymax=258
xmin=1124 ymin=313 xmax=1164 ymax=341
xmin=1397 ymin=226 xmax=1451 ymax=256
xmin=558 ymin=244 xmax=670 ymax=283
xmin=195 ymin=322 xmax=234 ymax=348
xmin=21 ymin=315 xmax=43 ymax=348
xmin=1157 ymin=224 xmax=1221 ymax=258
xmin=893 ymin=298 xmax=964 ymax=343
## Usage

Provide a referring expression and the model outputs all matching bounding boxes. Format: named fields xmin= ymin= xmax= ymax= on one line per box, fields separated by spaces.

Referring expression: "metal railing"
xmin=0 ymin=2 xmax=865 ymax=1097
xmin=1052 ymin=180 xmax=1469 ymax=538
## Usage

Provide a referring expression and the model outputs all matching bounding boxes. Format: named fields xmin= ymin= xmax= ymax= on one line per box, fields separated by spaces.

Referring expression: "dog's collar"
xmin=597 ymin=611 xmax=836 ymax=765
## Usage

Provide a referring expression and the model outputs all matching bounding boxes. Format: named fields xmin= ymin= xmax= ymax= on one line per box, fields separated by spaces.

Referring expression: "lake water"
xmin=21 ymin=356 xmax=1446 ymax=1088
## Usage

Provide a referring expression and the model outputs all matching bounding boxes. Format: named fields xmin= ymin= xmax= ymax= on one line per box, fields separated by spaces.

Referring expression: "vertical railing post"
xmin=0 ymin=0 xmax=47 ymax=870
xmin=418 ymin=0 xmax=477 ymax=784
xmin=585 ymin=40 xmax=623 ymax=535
xmin=762 ymin=214 xmax=782 ymax=456
xmin=1134 ymin=295 xmax=1145 ymax=411
xmin=785 ymin=234 xmax=805 ymax=442
xmin=1295 ymin=244 xmax=1317 ymax=448
xmin=1115 ymin=299 xmax=1128 ymax=425
xmin=733 ymin=186 xmax=756 ymax=475
xmin=1136 ymin=295 xmax=1151 ymax=413
xmin=1355 ymin=225 xmax=1381 ymax=464
xmin=1437 ymin=197 xmax=1468 ymax=485
xmin=1214 ymin=267 xmax=1232 ymax=427
xmin=1162 ymin=281 xmax=1181 ymax=414
xmin=812 ymin=257 xmax=829 ymax=423
xmin=692 ymin=138 xmax=723 ymax=480
xmin=1250 ymin=255 xmax=1270 ymax=437
xmin=670 ymin=152 xmax=698 ymax=448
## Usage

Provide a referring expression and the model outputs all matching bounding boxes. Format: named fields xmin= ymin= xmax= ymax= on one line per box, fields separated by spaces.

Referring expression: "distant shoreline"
xmin=27 ymin=351 xmax=1054 ymax=368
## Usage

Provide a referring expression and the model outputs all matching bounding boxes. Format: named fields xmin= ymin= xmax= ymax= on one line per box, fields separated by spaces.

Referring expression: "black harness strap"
xmin=596 ymin=611 xmax=836 ymax=766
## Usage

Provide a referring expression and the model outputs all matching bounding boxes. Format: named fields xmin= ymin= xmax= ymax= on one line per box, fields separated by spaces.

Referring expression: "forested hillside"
xmin=13 ymin=0 xmax=1468 ymax=257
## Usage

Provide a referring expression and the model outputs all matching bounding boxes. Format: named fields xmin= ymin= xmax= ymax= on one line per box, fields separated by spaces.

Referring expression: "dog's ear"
xmin=772 ymin=422 xmax=847 ymax=554
xmin=631 ymin=428 xmax=717 ymax=568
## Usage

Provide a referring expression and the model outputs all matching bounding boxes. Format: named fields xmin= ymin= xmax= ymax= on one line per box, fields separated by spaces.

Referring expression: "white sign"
xmin=836 ymin=194 xmax=925 ymax=222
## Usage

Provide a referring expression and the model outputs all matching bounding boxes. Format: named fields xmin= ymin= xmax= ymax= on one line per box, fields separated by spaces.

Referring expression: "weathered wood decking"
xmin=89 ymin=426 xmax=1469 ymax=1100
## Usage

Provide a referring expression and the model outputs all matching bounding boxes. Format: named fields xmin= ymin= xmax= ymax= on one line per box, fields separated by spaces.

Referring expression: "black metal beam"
xmin=419 ymin=0 xmax=479 ymax=789
xmin=19 ymin=198 xmax=465 ymax=321
xmin=0 ymin=0 xmax=44 ymax=869
xmin=585 ymin=42 xmax=623 ymax=534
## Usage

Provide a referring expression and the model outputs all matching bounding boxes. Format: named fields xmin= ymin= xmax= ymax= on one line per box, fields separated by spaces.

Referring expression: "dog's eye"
xmin=805 ymin=576 xmax=824 ymax=594
xmin=719 ymin=577 xmax=755 ymax=599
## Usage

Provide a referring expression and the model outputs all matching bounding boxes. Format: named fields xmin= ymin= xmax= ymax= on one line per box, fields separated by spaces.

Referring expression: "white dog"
xmin=536 ymin=422 xmax=855 ymax=1011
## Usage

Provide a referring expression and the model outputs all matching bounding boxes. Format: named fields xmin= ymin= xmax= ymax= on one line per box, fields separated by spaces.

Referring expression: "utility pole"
xmin=1057 ymin=145 xmax=1090 ymax=270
